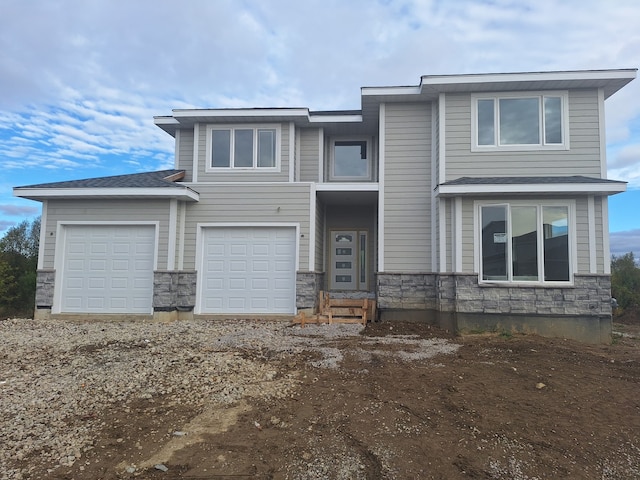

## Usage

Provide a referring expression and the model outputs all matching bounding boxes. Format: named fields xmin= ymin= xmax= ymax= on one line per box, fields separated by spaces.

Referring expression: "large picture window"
xmin=330 ymin=139 xmax=372 ymax=181
xmin=472 ymin=92 xmax=568 ymax=150
xmin=480 ymin=202 xmax=571 ymax=284
xmin=208 ymin=126 xmax=278 ymax=169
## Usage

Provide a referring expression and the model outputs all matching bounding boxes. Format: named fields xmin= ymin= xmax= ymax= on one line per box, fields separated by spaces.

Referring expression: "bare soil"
xmin=13 ymin=320 xmax=640 ymax=479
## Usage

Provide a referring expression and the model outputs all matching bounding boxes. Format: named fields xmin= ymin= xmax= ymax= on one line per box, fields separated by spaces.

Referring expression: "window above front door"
xmin=329 ymin=138 xmax=374 ymax=181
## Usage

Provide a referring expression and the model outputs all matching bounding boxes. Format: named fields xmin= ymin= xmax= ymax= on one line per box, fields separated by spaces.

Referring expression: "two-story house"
xmin=15 ymin=68 xmax=636 ymax=343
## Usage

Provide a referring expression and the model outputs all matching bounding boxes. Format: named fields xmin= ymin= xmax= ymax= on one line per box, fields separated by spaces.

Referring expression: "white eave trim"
xmin=361 ymin=86 xmax=422 ymax=96
xmin=436 ymin=182 xmax=627 ymax=197
xmin=315 ymin=183 xmax=379 ymax=192
xmin=14 ymin=187 xmax=200 ymax=202
xmin=172 ymin=108 xmax=311 ymax=118
xmin=420 ymin=69 xmax=637 ymax=86
xmin=309 ymin=115 xmax=363 ymax=123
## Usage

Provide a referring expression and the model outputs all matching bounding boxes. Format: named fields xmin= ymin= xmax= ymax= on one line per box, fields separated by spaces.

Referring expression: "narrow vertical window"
xmin=257 ymin=129 xmax=276 ymax=167
xmin=211 ymin=130 xmax=231 ymax=167
xmin=477 ymin=99 xmax=495 ymax=146
xmin=544 ymin=96 xmax=562 ymax=144
xmin=481 ymin=205 xmax=508 ymax=281
xmin=359 ymin=232 xmax=367 ymax=286
xmin=543 ymin=206 xmax=569 ymax=281
xmin=511 ymin=206 xmax=538 ymax=281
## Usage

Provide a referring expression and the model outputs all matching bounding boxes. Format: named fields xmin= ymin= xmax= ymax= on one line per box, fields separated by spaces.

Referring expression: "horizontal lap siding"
xmin=445 ymin=90 xmax=603 ymax=180
xmin=595 ymin=198 xmax=604 ymax=273
xmin=182 ymin=184 xmax=311 ymax=270
xmin=196 ymin=123 xmax=291 ymax=182
xmin=300 ymin=128 xmax=320 ymax=182
xmin=315 ymin=199 xmax=325 ymax=271
xmin=576 ymin=197 xmax=590 ymax=273
xmin=177 ymin=129 xmax=194 ymax=181
xmin=43 ymin=199 xmax=171 ymax=270
xmin=384 ymin=102 xmax=432 ymax=272
xmin=462 ymin=198 xmax=475 ymax=272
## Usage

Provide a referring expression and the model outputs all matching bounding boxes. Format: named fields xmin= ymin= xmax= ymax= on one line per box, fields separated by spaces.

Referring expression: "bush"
xmin=611 ymin=252 xmax=640 ymax=311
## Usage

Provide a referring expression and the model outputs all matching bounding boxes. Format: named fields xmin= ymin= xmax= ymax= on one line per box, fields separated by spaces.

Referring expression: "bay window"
xmin=472 ymin=92 xmax=568 ymax=150
xmin=480 ymin=202 xmax=571 ymax=283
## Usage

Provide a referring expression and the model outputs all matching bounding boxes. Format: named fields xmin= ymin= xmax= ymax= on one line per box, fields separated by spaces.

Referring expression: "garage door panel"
xmin=200 ymin=227 xmax=296 ymax=314
xmin=60 ymin=225 xmax=155 ymax=314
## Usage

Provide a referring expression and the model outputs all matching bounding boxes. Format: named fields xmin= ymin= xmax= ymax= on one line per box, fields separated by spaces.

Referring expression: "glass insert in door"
xmin=330 ymin=231 xmax=357 ymax=290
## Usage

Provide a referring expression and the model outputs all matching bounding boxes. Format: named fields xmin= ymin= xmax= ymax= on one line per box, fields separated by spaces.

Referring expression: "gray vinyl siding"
xmin=177 ymin=128 xmax=194 ymax=181
xmin=383 ymin=102 xmax=432 ymax=272
xmin=181 ymin=183 xmax=311 ymax=270
xmin=595 ymin=197 xmax=605 ymax=273
xmin=299 ymin=128 xmax=320 ymax=182
xmin=575 ymin=197 xmax=590 ymax=273
xmin=195 ymin=123 xmax=291 ymax=182
xmin=43 ymin=199 xmax=171 ymax=270
xmin=315 ymin=198 xmax=325 ymax=271
xmin=461 ymin=198 xmax=475 ymax=272
xmin=444 ymin=89 xmax=603 ymax=180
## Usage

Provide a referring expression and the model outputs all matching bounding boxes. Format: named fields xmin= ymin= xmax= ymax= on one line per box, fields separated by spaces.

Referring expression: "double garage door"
xmin=58 ymin=225 xmax=296 ymax=315
xmin=199 ymin=226 xmax=296 ymax=314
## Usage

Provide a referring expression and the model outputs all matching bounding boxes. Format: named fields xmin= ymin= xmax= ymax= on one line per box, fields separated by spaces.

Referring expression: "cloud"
xmin=0 ymin=204 xmax=40 ymax=216
xmin=610 ymin=229 xmax=640 ymax=258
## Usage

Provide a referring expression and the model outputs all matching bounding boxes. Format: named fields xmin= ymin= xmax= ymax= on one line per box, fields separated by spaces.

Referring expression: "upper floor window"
xmin=330 ymin=138 xmax=373 ymax=181
xmin=472 ymin=92 xmax=569 ymax=151
xmin=478 ymin=201 xmax=573 ymax=284
xmin=207 ymin=125 xmax=279 ymax=170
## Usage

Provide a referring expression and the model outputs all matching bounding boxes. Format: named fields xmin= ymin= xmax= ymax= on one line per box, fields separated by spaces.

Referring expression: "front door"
xmin=329 ymin=230 xmax=367 ymax=291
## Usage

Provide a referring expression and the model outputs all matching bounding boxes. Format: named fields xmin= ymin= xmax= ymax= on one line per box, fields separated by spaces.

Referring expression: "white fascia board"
xmin=315 ymin=183 xmax=379 ymax=192
xmin=421 ymin=69 xmax=637 ymax=86
xmin=172 ymin=108 xmax=310 ymax=119
xmin=361 ymin=86 xmax=422 ymax=96
xmin=14 ymin=187 xmax=200 ymax=201
xmin=153 ymin=116 xmax=180 ymax=126
xmin=308 ymin=115 xmax=363 ymax=123
xmin=436 ymin=183 xmax=626 ymax=196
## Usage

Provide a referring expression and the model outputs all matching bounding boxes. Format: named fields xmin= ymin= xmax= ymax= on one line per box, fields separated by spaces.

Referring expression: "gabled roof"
xmin=14 ymin=170 xmax=199 ymax=202
xmin=436 ymin=176 xmax=627 ymax=197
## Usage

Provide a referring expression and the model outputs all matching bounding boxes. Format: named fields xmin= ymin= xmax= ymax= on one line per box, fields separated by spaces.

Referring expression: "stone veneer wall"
xmin=376 ymin=272 xmax=613 ymax=342
xmin=451 ymin=274 xmax=612 ymax=317
xmin=35 ymin=269 xmax=56 ymax=309
xmin=153 ymin=271 xmax=197 ymax=312
xmin=376 ymin=273 xmax=438 ymax=310
xmin=296 ymin=272 xmax=325 ymax=312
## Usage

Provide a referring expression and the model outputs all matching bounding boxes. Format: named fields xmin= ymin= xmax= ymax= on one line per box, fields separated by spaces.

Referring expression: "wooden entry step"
xmin=293 ymin=291 xmax=376 ymax=327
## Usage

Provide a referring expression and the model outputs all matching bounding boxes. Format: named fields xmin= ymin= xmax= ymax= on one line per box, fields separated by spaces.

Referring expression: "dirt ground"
xmin=23 ymin=318 xmax=640 ymax=479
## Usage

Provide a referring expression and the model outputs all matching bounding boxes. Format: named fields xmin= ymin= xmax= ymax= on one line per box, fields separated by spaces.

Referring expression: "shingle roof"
xmin=440 ymin=176 xmax=626 ymax=186
xmin=17 ymin=169 xmax=186 ymax=189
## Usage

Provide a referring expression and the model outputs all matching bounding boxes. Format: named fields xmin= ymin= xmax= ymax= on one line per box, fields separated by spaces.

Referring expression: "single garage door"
xmin=59 ymin=225 xmax=155 ymax=313
xmin=200 ymin=227 xmax=296 ymax=314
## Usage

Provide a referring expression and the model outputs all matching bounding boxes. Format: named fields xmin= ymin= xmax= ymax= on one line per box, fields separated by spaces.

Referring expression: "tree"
xmin=611 ymin=252 xmax=640 ymax=311
xmin=0 ymin=217 xmax=40 ymax=317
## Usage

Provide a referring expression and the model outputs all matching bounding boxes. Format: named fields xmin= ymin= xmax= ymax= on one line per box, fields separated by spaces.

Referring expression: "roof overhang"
xmin=14 ymin=187 xmax=200 ymax=202
xmin=435 ymin=181 xmax=627 ymax=197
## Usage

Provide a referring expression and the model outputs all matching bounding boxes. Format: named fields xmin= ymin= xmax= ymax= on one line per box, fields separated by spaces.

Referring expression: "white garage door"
xmin=200 ymin=227 xmax=296 ymax=314
xmin=59 ymin=225 xmax=155 ymax=313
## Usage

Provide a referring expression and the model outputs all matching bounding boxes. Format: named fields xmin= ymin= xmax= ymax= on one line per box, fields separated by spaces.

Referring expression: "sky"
xmin=1 ymin=0 xmax=639 ymax=258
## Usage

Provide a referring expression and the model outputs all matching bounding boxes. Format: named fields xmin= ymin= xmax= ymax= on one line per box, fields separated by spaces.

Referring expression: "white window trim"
xmin=328 ymin=136 xmax=374 ymax=182
xmin=471 ymin=91 xmax=570 ymax=152
xmin=475 ymin=199 xmax=576 ymax=286
xmin=205 ymin=123 xmax=281 ymax=172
